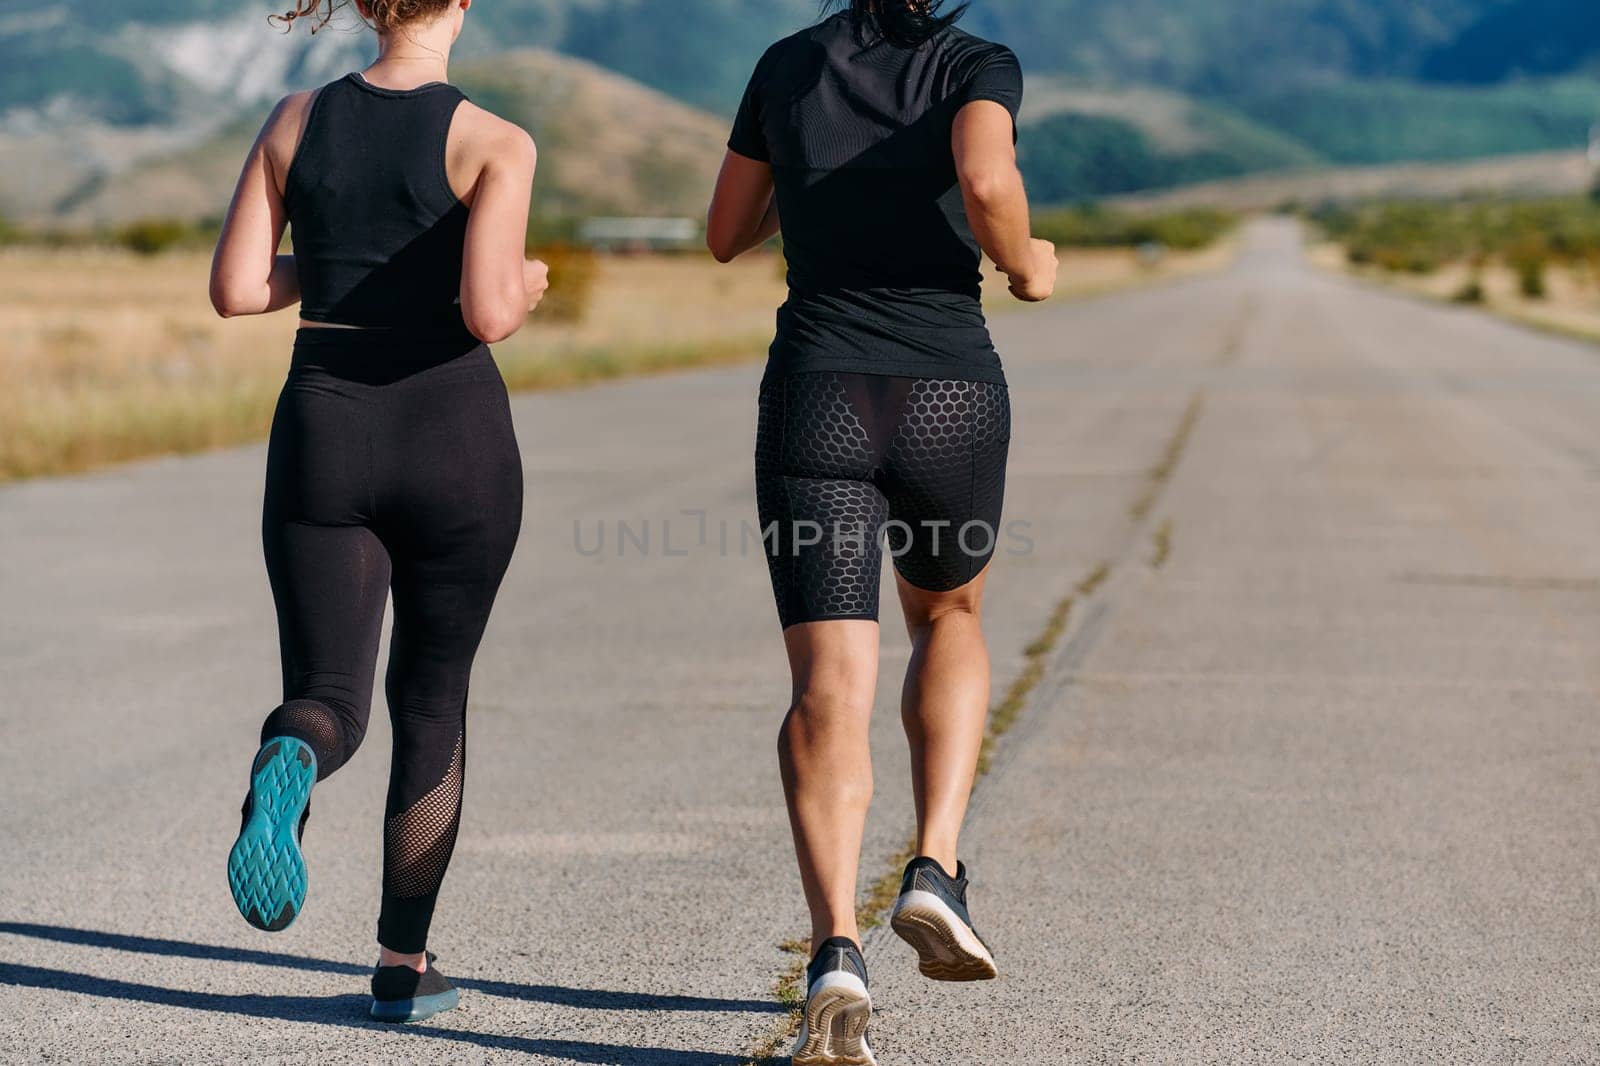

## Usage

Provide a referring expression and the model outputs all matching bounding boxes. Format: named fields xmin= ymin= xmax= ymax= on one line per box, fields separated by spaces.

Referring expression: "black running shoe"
xmin=370 ymin=952 xmax=460 ymax=1023
xmin=792 ymin=937 xmax=876 ymax=1066
xmin=889 ymin=857 xmax=997 ymax=981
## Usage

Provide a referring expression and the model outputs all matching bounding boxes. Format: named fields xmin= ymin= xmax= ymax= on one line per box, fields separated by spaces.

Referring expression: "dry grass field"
xmin=0 ymin=240 xmax=1234 ymax=482
xmin=0 ymin=249 xmax=782 ymax=481
xmin=1311 ymin=242 xmax=1600 ymax=345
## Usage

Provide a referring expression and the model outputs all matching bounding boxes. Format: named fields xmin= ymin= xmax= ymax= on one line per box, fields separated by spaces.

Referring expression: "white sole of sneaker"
xmin=792 ymin=970 xmax=876 ymax=1066
xmin=890 ymin=889 xmax=998 ymax=981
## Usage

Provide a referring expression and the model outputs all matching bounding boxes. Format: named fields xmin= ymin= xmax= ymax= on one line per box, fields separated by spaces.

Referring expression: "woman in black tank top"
xmin=209 ymin=0 xmax=545 ymax=1023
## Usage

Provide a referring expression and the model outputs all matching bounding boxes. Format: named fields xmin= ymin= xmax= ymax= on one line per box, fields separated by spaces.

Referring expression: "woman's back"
xmin=709 ymin=9 xmax=1051 ymax=1060
xmin=211 ymin=0 xmax=548 ymax=1021
xmin=732 ymin=13 xmax=1021 ymax=293
xmin=729 ymin=11 xmax=1023 ymax=383
xmin=286 ymin=73 xmax=470 ymax=331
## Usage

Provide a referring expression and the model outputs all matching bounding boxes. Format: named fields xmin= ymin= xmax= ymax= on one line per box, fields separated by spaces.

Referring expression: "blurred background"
xmin=3 ymin=0 xmax=1599 ymax=482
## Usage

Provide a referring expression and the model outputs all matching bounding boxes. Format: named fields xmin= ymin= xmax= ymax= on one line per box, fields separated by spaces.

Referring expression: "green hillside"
xmin=1018 ymin=91 xmax=1323 ymax=202
xmin=0 ymin=40 xmax=185 ymax=125
xmin=1234 ymin=78 xmax=1600 ymax=165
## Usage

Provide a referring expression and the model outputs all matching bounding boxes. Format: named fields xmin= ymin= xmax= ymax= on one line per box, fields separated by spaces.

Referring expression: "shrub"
xmin=528 ymin=241 xmax=598 ymax=323
xmin=526 ymin=213 xmax=581 ymax=247
xmin=1505 ymin=235 xmax=1549 ymax=299
xmin=115 ymin=219 xmax=193 ymax=256
xmin=1368 ymin=243 xmax=1440 ymax=275
xmin=1309 ymin=196 xmax=1600 ymax=285
xmin=1517 ymin=260 xmax=1547 ymax=299
xmin=1032 ymin=206 xmax=1235 ymax=250
xmin=1510 ymin=251 xmax=1548 ymax=296
xmin=1143 ymin=208 xmax=1236 ymax=251
xmin=1451 ymin=278 xmax=1486 ymax=304
xmin=1307 ymin=200 xmax=1358 ymax=240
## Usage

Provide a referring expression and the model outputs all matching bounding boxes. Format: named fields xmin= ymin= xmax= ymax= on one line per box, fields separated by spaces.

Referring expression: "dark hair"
xmin=828 ymin=0 xmax=969 ymax=46
xmin=271 ymin=0 xmax=454 ymax=34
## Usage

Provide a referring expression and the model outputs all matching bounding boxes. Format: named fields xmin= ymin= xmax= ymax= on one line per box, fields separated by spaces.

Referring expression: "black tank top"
xmin=286 ymin=73 xmax=470 ymax=330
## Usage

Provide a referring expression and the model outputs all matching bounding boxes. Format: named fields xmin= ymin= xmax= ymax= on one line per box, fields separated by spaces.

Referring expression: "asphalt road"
xmin=2 ymin=219 xmax=1597 ymax=1064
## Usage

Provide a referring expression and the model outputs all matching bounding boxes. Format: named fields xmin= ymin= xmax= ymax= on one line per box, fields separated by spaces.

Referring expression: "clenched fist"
xmin=1007 ymin=239 xmax=1058 ymax=303
xmin=524 ymin=258 xmax=550 ymax=313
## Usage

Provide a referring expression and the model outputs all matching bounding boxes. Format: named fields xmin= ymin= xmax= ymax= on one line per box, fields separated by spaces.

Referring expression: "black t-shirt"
xmin=729 ymin=13 xmax=1023 ymax=385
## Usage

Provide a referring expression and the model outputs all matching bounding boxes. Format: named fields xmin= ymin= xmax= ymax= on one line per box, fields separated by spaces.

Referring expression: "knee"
xmin=902 ymin=592 xmax=983 ymax=637
xmin=263 ymin=697 xmax=365 ymax=775
xmin=779 ymin=687 xmax=874 ymax=753
xmin=385 ymin=661 xmax=470 ymax=731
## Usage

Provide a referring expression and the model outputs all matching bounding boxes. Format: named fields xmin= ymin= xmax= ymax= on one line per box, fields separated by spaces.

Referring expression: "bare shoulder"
xmin=444 ymin=100 xmax=535 ymax=202
xmin=259 ymin=89 xmax=320 ymax=180
xmin=451 ymin=101 xmax=536 ymax=170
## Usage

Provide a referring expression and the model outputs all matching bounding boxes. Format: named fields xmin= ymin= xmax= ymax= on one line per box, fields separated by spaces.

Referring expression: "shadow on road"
xmin=0 ymin=922 xmax=775 ymax=1065
xmin=0 ymin=921 xmax=782 ymax=1014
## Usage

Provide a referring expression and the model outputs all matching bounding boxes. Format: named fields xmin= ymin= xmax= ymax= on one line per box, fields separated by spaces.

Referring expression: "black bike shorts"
xmin=754 ymin=372 xmax=1011 ymax=628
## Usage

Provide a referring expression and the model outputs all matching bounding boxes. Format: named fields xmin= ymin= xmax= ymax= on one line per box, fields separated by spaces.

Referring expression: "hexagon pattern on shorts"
xmin=755 ymin=372 xmax=1010 ymax=627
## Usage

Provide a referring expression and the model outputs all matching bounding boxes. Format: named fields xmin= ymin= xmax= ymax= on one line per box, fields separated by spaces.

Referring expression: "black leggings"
xmin=258 ymin=329 xmax=522 ymax=954
xmin=755 ymin=372 xmax=1011 ymax=628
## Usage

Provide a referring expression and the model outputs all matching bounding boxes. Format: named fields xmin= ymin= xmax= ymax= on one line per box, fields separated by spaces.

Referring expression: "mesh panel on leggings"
xmin=383 ymin=732 xmax=465 ymax=899
xmin=261 ymin=699 xmax=348 ymax=780
xmin=754 ymin=372 xmax=1010 ymax=627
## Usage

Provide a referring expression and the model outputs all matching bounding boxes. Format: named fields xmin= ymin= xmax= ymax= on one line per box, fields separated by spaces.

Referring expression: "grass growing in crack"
xmin=978 ymin=562 xmax=1110 ymax=775
xmin=772 ymin=940 xmax=810 ymax=1015
xmin=746 ymin=844 xmax=920 ymax=1064
xmin=747 ymin=938 xmax=810 ymax=1066
xmin=1130 ymin=392 xmax=1204 ymax=522
xmin=859 ymin=843 xmax=919 ymax=934
xmin=1152 ymin=519 xmax=1174 ymax=569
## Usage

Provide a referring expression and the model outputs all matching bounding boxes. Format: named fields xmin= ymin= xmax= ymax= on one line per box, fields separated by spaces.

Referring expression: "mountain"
xmin=1017 ymin=82 xmax=1324 ymax=201
xmin=547 ymin=1 xmax=1600 ymax=109
xmin=12 ymin=1 xmax=1598 ymax=122
xmin=51 ymin=49 xmax=729 ymax=226
xmin=0 ymin=4 xmax=368 ymax=126
xmin=3 ymin=0 xmax=1599 ymax=218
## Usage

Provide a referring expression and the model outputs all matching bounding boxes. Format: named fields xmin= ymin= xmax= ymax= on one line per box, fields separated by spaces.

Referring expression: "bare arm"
xmin=210 ymin=96 xmax=302 ymax=317
xmin=459 ymin=121 xmax=541 ymax=344
xmin=706 ymin=151 xmax=779 ymax=263
xmin=953 ymin=100 xmax=1056 ymax=302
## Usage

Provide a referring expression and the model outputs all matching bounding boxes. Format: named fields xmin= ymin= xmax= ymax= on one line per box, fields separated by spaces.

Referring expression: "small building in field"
xmin=578 ymin=217 xmax=701 ymax=253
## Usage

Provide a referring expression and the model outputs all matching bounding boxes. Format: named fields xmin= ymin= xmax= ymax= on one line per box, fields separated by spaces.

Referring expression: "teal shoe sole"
xmin=370 ymin=988 xmax=461 ymax=1024
xmin=227 ymin=737 xmax=316 ymax=933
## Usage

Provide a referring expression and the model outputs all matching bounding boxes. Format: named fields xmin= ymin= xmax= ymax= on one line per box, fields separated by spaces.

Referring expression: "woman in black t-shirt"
xmin=707 ymin=1 xmax=1057 ymax=1061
